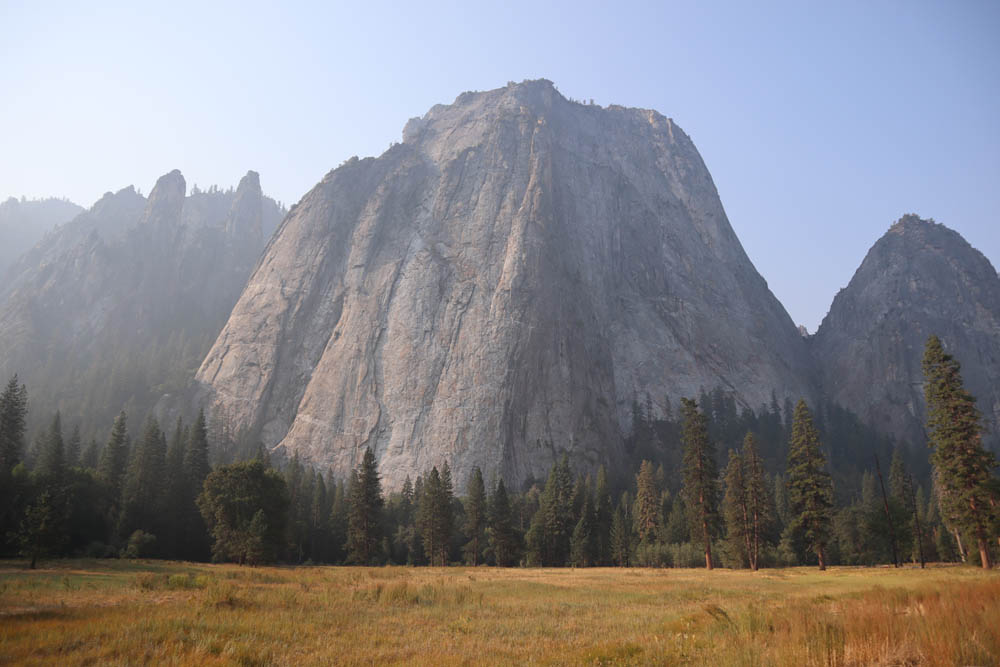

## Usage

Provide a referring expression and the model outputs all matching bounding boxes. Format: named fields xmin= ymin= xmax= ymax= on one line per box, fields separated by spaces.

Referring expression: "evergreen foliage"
xmin=462 ymin=467 xmax=487 ymax=565
xmin=487 ymin=478 xmax=519 ymax=566
xmin=570 ymin=488 xmax=598 ymax=566
xmin=922 ymin=334 xmax=998 ymax=568
xmin=118 ymin=417 xmax=167 ymax=547
xmin=594 ymin=466 xmax=613 ymax=565
xmin=417 ymin=466 xmax=454 ymax=566
xmin=634 ymin=460 xmax=660 ymax=545
xmin=0 ymin=375 xmax=28 ymax=472
xmin=197 ymin=458 xmax=289 ymax=564
xmin=786 ymin=400 xmax=834 ymax=570
xmin=680 ymin=398 xmax=719 ymax=569
xmin=526 ymin=455 xmax=574 ymax=566
xmin=347 ymin=447 xmax=383 ymax=565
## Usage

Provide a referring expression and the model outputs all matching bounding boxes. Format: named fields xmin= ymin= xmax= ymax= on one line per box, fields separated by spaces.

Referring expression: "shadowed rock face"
xmin=0 ymin=170 xmax=284 ymax=438
xmin=0 ymin=197 xmax=83 ymax=278
xmin=813 ymin=215 xmax=1000 ymax=451
xmin=197 ymin=80 xmax=814 ymax=488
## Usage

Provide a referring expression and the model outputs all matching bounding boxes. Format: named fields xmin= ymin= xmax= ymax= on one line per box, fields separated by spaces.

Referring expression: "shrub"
xmin=121 ymin=530 xmax=157 ymax=559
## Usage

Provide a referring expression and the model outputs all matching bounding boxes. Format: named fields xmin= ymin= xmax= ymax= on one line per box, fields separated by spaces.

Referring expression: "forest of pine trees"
xmin=0 ymin=334 xmax=997 ymax=569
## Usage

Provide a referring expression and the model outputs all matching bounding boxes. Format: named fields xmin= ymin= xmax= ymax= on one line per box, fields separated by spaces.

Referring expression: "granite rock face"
xmin=0 ymin=170 xmax=284 ymax=437
xmin=813 ymin=214 xmax=1000 ymax=451
xmin=197 ymin=80 xmax=814 ymax=488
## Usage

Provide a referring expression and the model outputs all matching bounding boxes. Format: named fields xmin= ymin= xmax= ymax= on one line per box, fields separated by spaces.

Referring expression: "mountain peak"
xmin=142 ymin=170 xmax=186 ymax=226
xmin=226 ymin=170 xmax=263 ymax=240
xmin=198 ymin=82 xmax=812 ymax=488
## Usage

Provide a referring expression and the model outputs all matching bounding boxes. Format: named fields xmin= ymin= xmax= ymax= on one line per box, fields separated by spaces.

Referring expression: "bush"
xmin=668 ymin=542 xmax=705 ymax=568
xmin=635 ymin=540 xmax=671 ymax=567
xmin=83 ymin=541 xmax=117 ymax=558
xmin=121 ymin=530 xmax=157 ymax=559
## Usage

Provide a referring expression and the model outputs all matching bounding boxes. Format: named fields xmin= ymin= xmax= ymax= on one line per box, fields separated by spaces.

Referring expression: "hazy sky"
xmin=2 ymin=1 xmax=998 ymax=331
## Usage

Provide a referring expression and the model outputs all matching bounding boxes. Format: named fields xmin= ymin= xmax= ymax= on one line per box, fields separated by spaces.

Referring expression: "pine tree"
xmin=722 ymin=448 xmax=750 ymax=567
xmin=463 ymin=467 xmax=487 ymax=565
xmin=887 ymin=447 xmax=913 ymax=562
xmin=634 ymin=460 xmax=660 ymax=544
xmin=329 ymin=479 xmax=349 ymax=563
xmin=417 ymin=465 xmax=454 ymax=566
xmin=743 ymin=433 xmax=769 ymax=570
xmin=184 ymin=409 xmax=211 ymax=491
xmin=0 ymin=375 xmax=28 ymax=472
xmin=680 ymin=397 xmax=719 ymax=569
xmin=347 ymin=447 xmax=383 ymax=564
xmin=786 ymin=400 xmax=834 ymax=570
xmin=309 ymin=475 xmax=330 ymax=563
xmin=610 ymin=493 xmax=634 ymax=566
xmin=922 ymin=334 xmax=998 ymax=568
xmin=570 ymin=489 xmax=597 ymax=566
xmin=163 ymin=417 xmax=187 ymax=559
xmin=181 ymin=409 xmax=211 ymax=560
xmin=80 ymin=439 xmax=100 ymax=470
xmin=36 ymin=412 xmax=66 ymax=483
xmin=594 ymin=466 xmax=613 ymax=565
xmin=118 ymin=417 xmax=167 ymax=545
xmin=488 ymin=478 xmax=519 ymax=566
xmin=65 ymin=424 xmax=81 ymax=469
xmin=526 ymin=456 xmax=574 ymax=566
xmin=98 ymin=412 xmax=129 ymax=503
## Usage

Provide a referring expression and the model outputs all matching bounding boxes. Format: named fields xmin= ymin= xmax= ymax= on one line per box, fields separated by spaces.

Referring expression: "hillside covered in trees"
xmin=3 ymin=332 xmax=994 ymax=571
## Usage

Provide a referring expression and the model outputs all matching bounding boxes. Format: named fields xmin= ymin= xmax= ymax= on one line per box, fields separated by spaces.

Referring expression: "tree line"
xmin=0 ymin=335 xmax=997 ymax=569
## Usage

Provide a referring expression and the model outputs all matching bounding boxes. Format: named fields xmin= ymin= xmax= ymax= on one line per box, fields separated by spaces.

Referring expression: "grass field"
xmin=1 ymin=560 xmax=998 ymax=665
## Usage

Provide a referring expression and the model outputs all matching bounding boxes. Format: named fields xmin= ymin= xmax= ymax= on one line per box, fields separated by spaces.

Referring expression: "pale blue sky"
xmin=2 ymin=1 xmax=998 ymax=331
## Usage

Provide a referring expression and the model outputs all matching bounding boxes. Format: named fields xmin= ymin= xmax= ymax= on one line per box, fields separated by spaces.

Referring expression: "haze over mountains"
xmin=0 ymin=170 xmax=284 ymax=438
xmin=0 ymin=197 xmax=84 ymax=277
xmin=1 ymin=80 xmax=996 ymax=487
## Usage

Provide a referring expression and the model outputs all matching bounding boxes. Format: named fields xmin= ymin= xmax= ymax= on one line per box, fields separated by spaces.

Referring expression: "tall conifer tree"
xmin=0 ymin=375 xmax=28 ymax=472
xmin=722 ymin=448 xmax=750 ymax=567
xmin=743 ymin=432 xmax=769 ymax=570
xmin=488 ymin=478 xmax=518 ymax=566
xmin=680 ymin=397 xmax=719 ymax=569
xmin=119 ymin=417 xmax=167 ymax=545
xmin=347 ymin=447 xmax=383 ymax=564
xmin=594 ymin=466 xmax=613 ymax=565
xmin=634 ymin=461 xmax=660 ymax=544
xmin=463 ymin=467 xmax=487 ymax=565
xmin=922 ymin=334 xmax=998 ymax=568
xmin=786 ymin=400 xmax=834 ymax=570
xmin=98 ymin=412 xmax=129 ymax=504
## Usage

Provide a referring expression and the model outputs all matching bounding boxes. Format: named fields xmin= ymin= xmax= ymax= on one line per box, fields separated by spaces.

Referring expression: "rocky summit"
xmin=0 ymin=170 xmax=284 ymax=437
xmin=197 ymin=79 xmax=815 ymax=488
xmin=813 ymin=214 xmax=1000 ymax=452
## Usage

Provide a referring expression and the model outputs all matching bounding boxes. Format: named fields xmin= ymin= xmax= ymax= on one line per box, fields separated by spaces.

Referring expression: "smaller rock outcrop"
xmin=813 ymin=214 xmax=1000 ymax=451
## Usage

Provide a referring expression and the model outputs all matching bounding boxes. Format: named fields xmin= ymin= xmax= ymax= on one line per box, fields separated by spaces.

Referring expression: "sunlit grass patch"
xmin=0 ymin=560 xmax=997 ymax=665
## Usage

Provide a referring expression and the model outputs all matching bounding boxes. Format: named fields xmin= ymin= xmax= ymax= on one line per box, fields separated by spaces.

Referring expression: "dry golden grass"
xmin=1 ymin=560 xmax=998 ymax=665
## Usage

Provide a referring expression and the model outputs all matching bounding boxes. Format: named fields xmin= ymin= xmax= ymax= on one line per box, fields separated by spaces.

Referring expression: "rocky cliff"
xmin=197 ymin=79 xmax=814 ymax=488
xmin=813 ymin=214 xmax=1000 ymax=452
xmin=0 ymin=170 xmax=284 ymax=438
xmin=0 ymin=196 xmax=83 ymax=278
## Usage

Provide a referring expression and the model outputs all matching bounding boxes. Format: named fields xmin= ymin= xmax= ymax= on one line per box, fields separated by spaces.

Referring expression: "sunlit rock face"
xmin=813 ymin=215 xmax=1000 ymax=452
xmin=197 ymin=80 xmax=814 ymax=488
